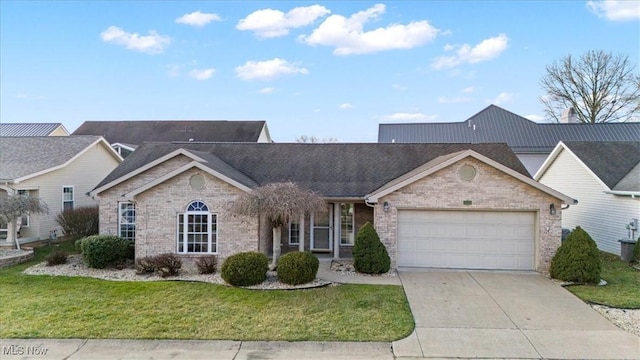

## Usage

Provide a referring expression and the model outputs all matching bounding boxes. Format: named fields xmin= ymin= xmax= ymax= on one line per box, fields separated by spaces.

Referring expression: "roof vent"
xmin=560 ymin=107 xmax=579 ymax=123
xmin=188 ymin=138 xmax=194 ymax=142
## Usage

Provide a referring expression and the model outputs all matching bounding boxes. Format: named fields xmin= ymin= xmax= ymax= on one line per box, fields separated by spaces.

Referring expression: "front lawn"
xmin=0 ymin=242 xmax=414 ymax=341
xmin=566 ymin=252 xmax=640 ymax=309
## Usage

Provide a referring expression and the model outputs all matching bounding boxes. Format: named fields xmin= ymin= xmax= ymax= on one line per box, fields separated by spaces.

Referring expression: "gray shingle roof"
xmin=96 ymin=142 xmax=529 ymax=197
xmin=562 ymin=141 xmax=640 ymax=191
xmin=378 ymin=105 xmax=640 ymax=153
xmin=0 ymin=123 xmax=67 ymax=137
xmin=72 ymin=121 xmax=267 ymax=145
xmin=0 ymin=136 xmax=102 ymax=180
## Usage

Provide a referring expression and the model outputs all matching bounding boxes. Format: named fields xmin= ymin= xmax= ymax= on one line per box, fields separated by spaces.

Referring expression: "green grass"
xmin=0 ymin=241 xmax=414 ymax=341
xmin=566 ymin=252 xmax=640 ymax=309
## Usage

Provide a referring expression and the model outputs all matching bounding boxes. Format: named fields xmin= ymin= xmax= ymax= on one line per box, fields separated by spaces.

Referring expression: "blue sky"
xmin=1 ymin=1 xmax=638 ymax=142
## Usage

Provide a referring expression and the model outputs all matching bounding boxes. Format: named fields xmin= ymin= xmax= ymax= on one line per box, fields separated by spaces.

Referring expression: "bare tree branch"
xmin=539 ymin=50 xmax=640 ymax=123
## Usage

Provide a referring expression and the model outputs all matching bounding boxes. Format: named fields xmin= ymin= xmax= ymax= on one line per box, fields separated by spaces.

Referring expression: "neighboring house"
xmin=72 ymin=120 xmax=272 ymax=157
xmin=535 ymin=141 xmax=640 ymax=254
xmin=378 ymin=105 xmax=640 ymax=176
xmin=0 ymin=136 xmax=122 ymax=245
xmin=90 ymin=142 xmax=575 ymax=272
xmin=0 ymin=123 xmax=69 ymax=137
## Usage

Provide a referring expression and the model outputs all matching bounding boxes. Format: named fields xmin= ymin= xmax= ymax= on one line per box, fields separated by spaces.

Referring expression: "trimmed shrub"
xmin=151 ymin=253 xmax=182 ymax=278
xmin=55 ymin=206 xmax=99 ymax=238
xmin=634 ymin=237 xmax=640 ymax=263
xmin=196 ymin=256 xmax=217 ymax=274
xmin=550 ymin=226 xmax=601 ymax=284
xmin=221 ymin=252 xmax=268 ymax=286
xmin=277 ymin=251 xmax=319 ymax=285
xmin=353 ymin=222 xmax=391 ymax=274
xmin=46 ymin=251 xmax=67 ymax=266
xmin=79 ymin=235 xmax=130 ymax=269
xmin=135 ymin=256 xmax=156 ymax=274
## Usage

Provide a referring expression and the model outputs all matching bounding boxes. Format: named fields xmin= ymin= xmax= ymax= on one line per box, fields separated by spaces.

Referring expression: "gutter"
xmin=603 ymin=190 xmax=640 ymax=198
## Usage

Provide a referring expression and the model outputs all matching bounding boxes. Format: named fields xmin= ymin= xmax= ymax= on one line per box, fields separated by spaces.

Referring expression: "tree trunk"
xmin=270 ymin=226 xmax=282 ymax=270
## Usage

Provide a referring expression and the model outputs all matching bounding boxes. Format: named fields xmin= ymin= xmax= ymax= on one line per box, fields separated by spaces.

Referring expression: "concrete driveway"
xmin=393 ymin=270 xmax=640 ymax=359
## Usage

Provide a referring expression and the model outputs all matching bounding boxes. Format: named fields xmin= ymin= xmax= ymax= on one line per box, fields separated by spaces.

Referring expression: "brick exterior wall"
xmin=97 ymin=156 xmax=259 ymax=268
xmin=373 ymin=158 xmax=562 ymax=273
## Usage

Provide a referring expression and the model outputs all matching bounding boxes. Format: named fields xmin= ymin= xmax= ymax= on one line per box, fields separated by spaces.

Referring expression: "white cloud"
xmin=490 ymin=92 xmax=516 ymax=105
xmin=392 ymin=84 xmax=408 ymax=91
xmin=100 ymin=26 xmax=171 ymax=54
xmin=237 ymin=5 xmax=330 ymax=38
xmin=339 ymin=103 xmax=353 ymax=109
xmin=176 ymin=11 xmax=222 ymax=27
xmin=258 ymin=87 xmax=276 ymax=94
xmin=587 ymin=1 xmax=640 ymax=21
xmin=382 ymin=112 xmax=437 ymax=121
xmin=235 ymin=58 xmax=309 ymax=81
xmin=462 ymin=86 xmax=477 ymax=93
xmin=437 ymin=96 xmax=471 ymax=104
xmin=188 ymin=68 xmax=215 ymax=80
xmin=299 ymin=4 xmax=440 ymax=55
xmin=432 ymin=33 xmax=508 ymax=69
xmin=525 ymin=114 xmax=545 ymax=122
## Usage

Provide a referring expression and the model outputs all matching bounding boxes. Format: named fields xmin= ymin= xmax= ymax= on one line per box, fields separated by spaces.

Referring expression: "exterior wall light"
xmin=383 ymin=201 xmax=389 ymax=212
xmin=550 ymin=204 xmax=556 ymax=215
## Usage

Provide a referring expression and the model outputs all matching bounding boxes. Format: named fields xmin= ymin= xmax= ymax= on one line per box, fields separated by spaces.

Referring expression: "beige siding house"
xmin=0 ymin=123 xmax=69 ymax=137
xmin=0 ymin=136 xmax=122 ymax=246
xmin=535 ymin=141 xmax=640 ymax=254
xmin=91 ymin=142 xmax=574 ymax=273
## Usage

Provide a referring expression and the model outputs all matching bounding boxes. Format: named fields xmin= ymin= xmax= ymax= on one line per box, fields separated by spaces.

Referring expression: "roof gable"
xmin=378 ymin=105 xmax=640 ymax=153
xmin=94 ymin=142 xmax=530 ymax=198
xmin=72 ymin=120 xmax=267 ymax=145
xmin=0 ymin=136 xmax=121 ymax=182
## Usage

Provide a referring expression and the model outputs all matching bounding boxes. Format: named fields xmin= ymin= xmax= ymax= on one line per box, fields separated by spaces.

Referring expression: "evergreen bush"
xmin=221 ymin=252 xmax=268 ymax=286
xmin=549 ymin=226 xmax=601 ymax=283
xmin=353 ymin=222 xmax=390 ymax=274
xmin=633 ymin=237 xmax=640 ymax=263
xmin=79 ymin=235 xmax=130 ymax=269
xmin=277 ymin=251 xmax=319 ymax=285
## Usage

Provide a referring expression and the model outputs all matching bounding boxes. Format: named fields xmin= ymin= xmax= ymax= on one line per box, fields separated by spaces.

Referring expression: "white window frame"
xmin=288 ymin=221 xmax=300 ymax=245
xmin=340 ymin=203 xmax=355 ymax=246
xmin=17 ymin=190 xmax=30 ymax=227
xmin=62 ymin=186 xmax=74 ymax=212
xmin=118 ymin=202 xmax=136 ymax=241
xmin=177 ymin=201 xmax=217 ymax=254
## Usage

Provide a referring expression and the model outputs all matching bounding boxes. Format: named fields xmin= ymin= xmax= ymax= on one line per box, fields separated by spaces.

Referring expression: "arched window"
xmin=177 ymin=201 xmax=217 ymax=253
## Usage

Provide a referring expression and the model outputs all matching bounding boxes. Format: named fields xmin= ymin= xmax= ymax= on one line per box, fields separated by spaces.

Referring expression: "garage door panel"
xmin=397 ymin=210 xmax=535 ymax=270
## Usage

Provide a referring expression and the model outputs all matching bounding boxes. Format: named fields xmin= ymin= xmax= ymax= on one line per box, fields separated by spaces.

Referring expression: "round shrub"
xmin=221 ymin=252 xmax=268 ymax=286
xmin=277 ymin=251 xmax=319 ymax=285
xmin=633 ymin=237 xmax=640 ymax=263
xmin=550 ymin=226 xmax=601 ymax=284
xmin=353 ymin=222 xmax=391 ymax=274
xmin=79 ymin=235 xmax=131 ymax=269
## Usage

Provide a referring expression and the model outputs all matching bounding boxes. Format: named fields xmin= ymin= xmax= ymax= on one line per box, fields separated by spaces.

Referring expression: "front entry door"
xmin=311 ymin=205 xmax=333 ymax=252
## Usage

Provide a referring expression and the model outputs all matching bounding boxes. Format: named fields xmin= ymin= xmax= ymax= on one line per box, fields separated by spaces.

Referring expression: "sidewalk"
xmin=0 ymin=339 xmax=394 ymax=360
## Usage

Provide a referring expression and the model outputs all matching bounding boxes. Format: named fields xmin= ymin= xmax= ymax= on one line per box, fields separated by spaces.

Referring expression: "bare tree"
xmin=232 ymin=182 xmax=326 ymax=268
xmin=296 ymin=135 xmax=339 ymax=143
xmin=540 ymin=50 xmax=640 ymax=123
xmin=0 ymin=194 xmax=48 ymax=249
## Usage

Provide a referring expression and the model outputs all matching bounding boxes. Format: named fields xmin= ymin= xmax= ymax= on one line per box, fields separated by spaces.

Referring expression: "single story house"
xmin=72 ymin=120 xmax=272 ymax=157
xmin=535 ymin=141 xmax=640 ymax=254
xmin=378 ymin=105 xmax=640 ymax=176
xmin=0 ymin=123 xmax=69 ymax=137
xmin=0 ymin=136 xmax=122 ymax=246
xmin=91 ymin=142 xmax=575 ymax=272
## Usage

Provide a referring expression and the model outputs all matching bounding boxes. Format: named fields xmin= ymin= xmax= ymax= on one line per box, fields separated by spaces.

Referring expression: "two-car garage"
xmin=397 ymin=210 xmax=535 ymax=270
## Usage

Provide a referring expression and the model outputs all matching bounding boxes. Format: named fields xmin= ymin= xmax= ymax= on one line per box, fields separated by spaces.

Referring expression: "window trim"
xmin=340 ymin=203 xmax=355 ymax=246
xmin=176 ymin=201 xmax=218 ymax=254
xmin=118 ymin=202 xmax=136 ymax=241
xmin=288 ymin=221 xmax=300 ymax=245
xmin=62 ymin=186 xmax=74 ymax=212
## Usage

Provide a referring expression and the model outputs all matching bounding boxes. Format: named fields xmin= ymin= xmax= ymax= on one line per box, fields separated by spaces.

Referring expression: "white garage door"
xmin=397 ymin=210 xmax=535 ymax=270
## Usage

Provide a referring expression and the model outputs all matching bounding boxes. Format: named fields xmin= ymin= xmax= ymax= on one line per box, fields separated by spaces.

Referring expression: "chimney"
xmin=560 ymin=107 xmax=579 ymax=123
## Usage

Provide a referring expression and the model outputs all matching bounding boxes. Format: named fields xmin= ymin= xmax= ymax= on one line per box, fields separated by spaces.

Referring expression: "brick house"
xmin=90 ymin=142 xmax=575 ymax=272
